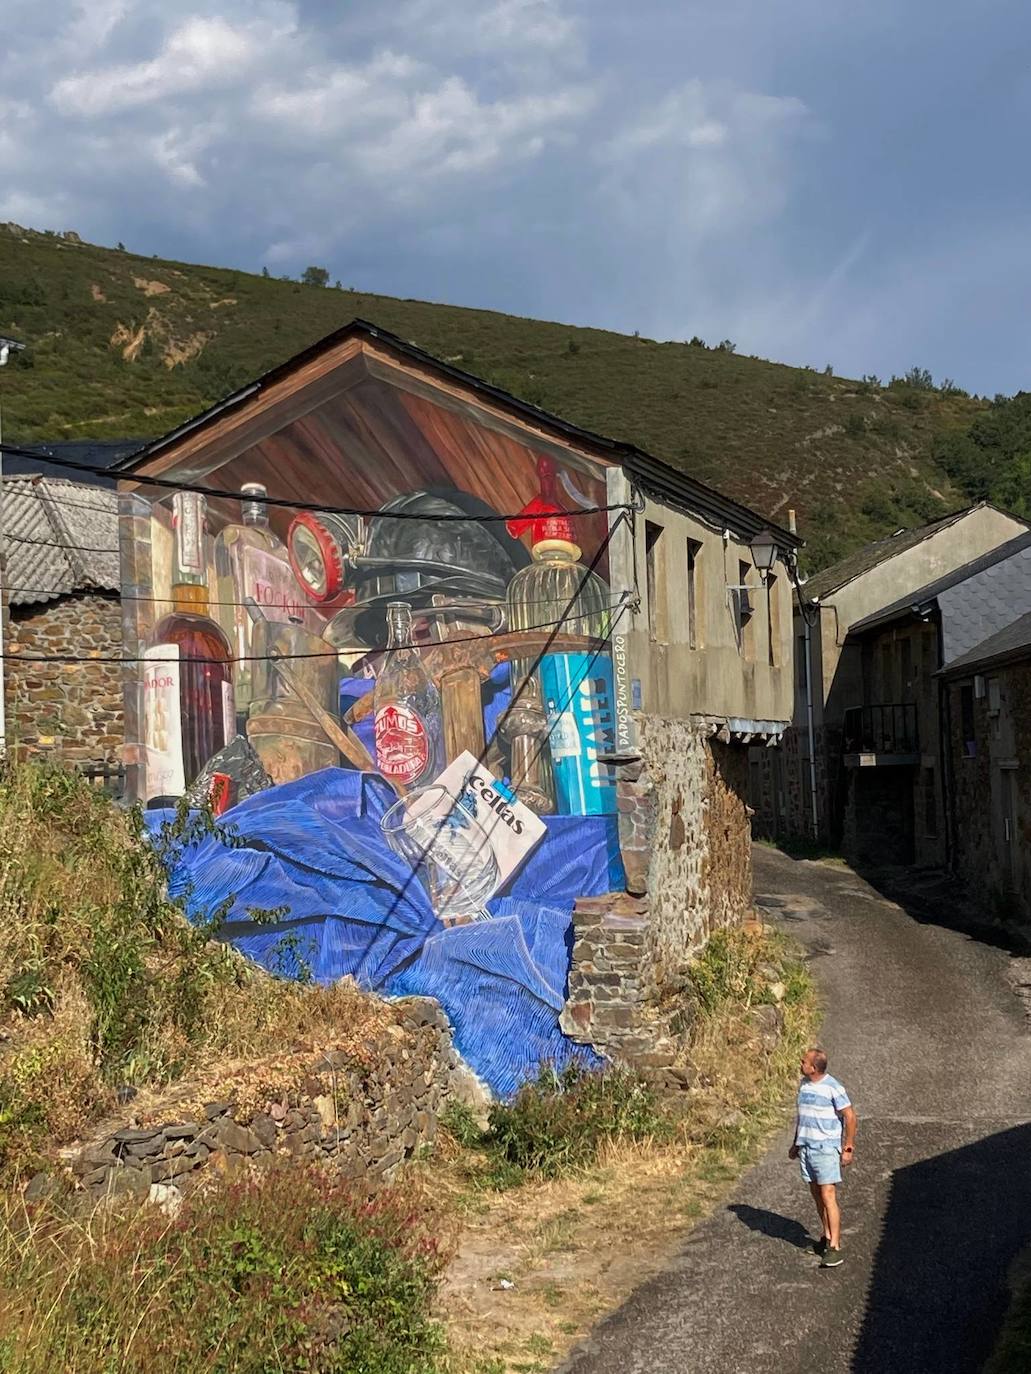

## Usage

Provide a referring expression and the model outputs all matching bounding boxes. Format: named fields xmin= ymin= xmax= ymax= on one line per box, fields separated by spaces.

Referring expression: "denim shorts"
xmin=798 ymin=1144 xmax=842 ymax=1185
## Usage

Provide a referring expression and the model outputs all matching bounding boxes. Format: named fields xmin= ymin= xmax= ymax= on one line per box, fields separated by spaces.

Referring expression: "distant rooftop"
xmin=2 ymin=439 xmax=145 ymax=488
xmin=849 ymin=528 xmax=1031 ymax=638
xmin=941 ymin=610 xmax=1031 ymax=677
xmin=2 ymin=474 xmax=118 ymax=606
xmin=801 ymin=503 xmax=1023 ymax=601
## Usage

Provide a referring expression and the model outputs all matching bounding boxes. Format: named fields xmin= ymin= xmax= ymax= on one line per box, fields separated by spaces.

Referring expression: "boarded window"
xmin=686 ymin=538 xmax=701 ymax=648
xmin=737 ymin=559 xmax=754 ymax=659
xmin=767 ymin=572 xmax=780 ymax=667
xmin=645 ymin=521 xmax=664 ymax=642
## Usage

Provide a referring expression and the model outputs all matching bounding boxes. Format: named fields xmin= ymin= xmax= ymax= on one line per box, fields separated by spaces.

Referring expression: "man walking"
xmin=788 ymin=1047 xmax=857 ymax=1268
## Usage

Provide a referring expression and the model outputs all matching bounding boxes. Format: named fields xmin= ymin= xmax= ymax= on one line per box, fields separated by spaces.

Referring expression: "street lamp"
xmin=0 ymin=335 xmax=26 ymax=753
xmin=749 ymin=529 xmax=779 ymax=585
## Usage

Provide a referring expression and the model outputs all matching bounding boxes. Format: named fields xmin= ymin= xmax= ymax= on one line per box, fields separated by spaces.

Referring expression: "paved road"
xmin=561 ymin=847 xmax=1031 ymax=1374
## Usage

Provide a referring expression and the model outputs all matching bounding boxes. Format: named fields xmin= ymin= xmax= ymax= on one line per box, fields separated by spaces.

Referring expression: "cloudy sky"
xmin=3 ymin=0 xmax=1030 ymax=393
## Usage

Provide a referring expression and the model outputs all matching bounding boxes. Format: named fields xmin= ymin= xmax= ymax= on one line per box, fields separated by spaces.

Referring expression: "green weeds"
xmin=0 ymin=1165 xmax=450 ymax=1374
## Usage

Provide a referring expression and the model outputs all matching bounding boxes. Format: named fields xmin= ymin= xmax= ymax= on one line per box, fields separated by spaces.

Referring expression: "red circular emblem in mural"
xmin=374 ymin=704 xmax=430 ymax=783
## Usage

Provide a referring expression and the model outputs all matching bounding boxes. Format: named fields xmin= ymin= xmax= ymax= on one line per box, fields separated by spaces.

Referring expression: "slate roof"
xmin=801 ymin=504 xmax=1020 ymax=601
xmin=848 ymin=529 xmax=1031 ymax=638
xmin=2 ymin=440 xmax=144 ymax=488
xmin=941 ymin=610 xmax=1031 ymax=676
xmin=2 ymin=474 xmax=119 ymax=606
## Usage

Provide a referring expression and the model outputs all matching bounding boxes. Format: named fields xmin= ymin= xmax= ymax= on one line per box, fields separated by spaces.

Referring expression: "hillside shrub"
xmin=0 ymin=1166 xmax=449 ymax=1374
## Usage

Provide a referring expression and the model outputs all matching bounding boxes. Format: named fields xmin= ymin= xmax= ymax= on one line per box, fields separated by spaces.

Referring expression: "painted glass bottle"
xmin=142 ymin=491 xmax=235 ymax=804
xmin=373 ymin=601 xmax=444 ymax=788
xmin=505 ymin=464 xmax=616 ymax=815
xmin=214 ymin=483 xmax=306 ymax=723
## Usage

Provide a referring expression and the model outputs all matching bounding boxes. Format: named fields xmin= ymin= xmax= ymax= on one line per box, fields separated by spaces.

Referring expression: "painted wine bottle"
xmin=143 ymin=491 xmax=235 ymax=804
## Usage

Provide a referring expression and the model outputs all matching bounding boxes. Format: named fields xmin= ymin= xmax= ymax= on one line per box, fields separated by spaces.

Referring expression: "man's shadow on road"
xmin=727 ymin=1203 xmax=812 ymax=1251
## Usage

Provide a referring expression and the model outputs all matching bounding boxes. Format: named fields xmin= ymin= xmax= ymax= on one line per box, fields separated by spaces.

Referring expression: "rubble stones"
xmin=70 ymin=997 xmax=464 ymax=1203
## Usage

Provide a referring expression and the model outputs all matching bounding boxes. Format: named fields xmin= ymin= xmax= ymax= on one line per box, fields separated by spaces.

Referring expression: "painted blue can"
xmin=539 ymin=653 xmax=618 ymax=816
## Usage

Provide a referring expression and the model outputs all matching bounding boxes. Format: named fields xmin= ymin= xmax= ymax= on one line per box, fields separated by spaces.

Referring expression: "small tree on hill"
xmin=301 ymin=265 xmax=330 ymax=288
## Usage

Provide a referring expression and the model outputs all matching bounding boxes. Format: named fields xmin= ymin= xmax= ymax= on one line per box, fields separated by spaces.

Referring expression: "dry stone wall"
xmin=6 ymin=592 xmax=124 ymax=763
xmin=637 ymin=715 xmax=752 ymax=992
xmin=62 ymin=998 xmax=463 ymax=1205
xmin=562 ymin=714 xmax=754 ymax=1078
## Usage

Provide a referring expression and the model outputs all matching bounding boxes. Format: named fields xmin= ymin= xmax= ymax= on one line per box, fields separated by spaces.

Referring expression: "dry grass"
xmin=0 ymin=760 xmax=390 ymax=1177
xmin=433 ymin=924 xmax=819 ymax=1373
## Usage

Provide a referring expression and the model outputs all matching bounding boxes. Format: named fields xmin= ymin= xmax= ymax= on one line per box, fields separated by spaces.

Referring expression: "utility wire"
xmin=1 ymin=595 xmax=631 ymax=665
xmin=0 ymin=440 xmax=637 ymax=524
xmin=1 ymin=583 xmax=626 ymax=614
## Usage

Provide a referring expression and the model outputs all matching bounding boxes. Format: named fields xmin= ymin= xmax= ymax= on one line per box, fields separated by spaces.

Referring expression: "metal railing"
xmin=842 ymin=704 xmax=919 ymax=756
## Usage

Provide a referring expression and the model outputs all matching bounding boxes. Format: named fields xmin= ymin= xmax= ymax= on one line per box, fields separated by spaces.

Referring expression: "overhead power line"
xmin=2 ymin=593 xmax=633 ymax=666
xmin=0 ymin=440 xmax=638 ymax=524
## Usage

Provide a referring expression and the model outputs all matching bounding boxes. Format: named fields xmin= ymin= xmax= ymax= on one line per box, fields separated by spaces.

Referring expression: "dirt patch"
xmin=133 ymin=276 xmax=171 ymax=296
xmin=437 ymin=1129 xmax=777 ymax=1372
xmin=163 ymin=331 xmax=211 ymax=367
xmin=209 ymin=297 xmax=237 ymax=309
xmin=90 ymin=283 xmax=105 ymax=302
xmin=109 ymin=320 xmax=146 ymax=363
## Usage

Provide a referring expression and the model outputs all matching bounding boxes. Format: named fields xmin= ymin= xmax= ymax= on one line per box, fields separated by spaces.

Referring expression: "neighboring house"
xmin=940 ymin=613 xmax=1031 ymax=927
xmin=1 ymin=473 xmax=124 ymax=767
xmin=840 ymin=529 xmax=1031 ymax=868
xmin=112 ymin=317 xmax=798 ymax=1088
xmin=749 ymin=504 xmax=1029 ymax=847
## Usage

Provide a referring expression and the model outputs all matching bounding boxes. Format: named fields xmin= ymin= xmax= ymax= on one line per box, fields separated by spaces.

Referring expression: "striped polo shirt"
xmin=796 ymin=1074 xmax=851 ymax=1148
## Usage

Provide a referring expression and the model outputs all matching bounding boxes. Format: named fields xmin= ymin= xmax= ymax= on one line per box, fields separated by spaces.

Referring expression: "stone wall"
xmin=562 ymin=714 xmax=754 ymax=1075
xmin=6 ymin=592 xmax=124 ymax=764
xmin=947 ymin=668 xmax=1031 ymax=928
xmin=62 ymin=998 xmax=462 ymax=1206
xmin=637 ymin=715 xmax=753 ymax=992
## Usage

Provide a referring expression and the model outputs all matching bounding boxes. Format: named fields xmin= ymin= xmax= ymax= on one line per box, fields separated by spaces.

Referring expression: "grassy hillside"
xmin=0 ymin=223 xmax=983 ymax=568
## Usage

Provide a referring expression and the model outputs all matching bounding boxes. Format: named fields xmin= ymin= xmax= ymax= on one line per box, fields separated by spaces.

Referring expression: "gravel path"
xmin=560 ymin=846 xmax=1031 ymax=1374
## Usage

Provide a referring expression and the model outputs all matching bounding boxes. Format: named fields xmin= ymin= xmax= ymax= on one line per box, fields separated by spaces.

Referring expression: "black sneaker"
xmin=812 ymin=1237 xmax=828 ymax=1257
xmin=820 ymin=1247 xmax=844 ymax=1268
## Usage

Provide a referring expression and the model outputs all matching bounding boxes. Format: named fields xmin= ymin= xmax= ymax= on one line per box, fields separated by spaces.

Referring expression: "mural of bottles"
xmin=135 ymin=460 xmax=616 ymax=850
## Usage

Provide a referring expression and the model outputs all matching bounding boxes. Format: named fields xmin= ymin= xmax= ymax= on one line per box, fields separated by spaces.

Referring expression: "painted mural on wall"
xmin=124 ymin=429 xmax=625 ymax=1096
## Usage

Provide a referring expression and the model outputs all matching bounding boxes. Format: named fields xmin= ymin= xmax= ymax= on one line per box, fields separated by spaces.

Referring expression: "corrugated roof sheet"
xmin=802 ymin=504 xmax=1007 ymax=601
xmin=941 ymin=609 xmax=1031 ymax=676
xmin=2 ymin=475 xmax=119 ymax=606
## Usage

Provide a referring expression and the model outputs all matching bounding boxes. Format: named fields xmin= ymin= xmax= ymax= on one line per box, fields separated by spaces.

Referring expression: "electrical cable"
xmin=2 ymin=582 xmax=627 ymax=614
xmin=316 ymin=515 xmax=629 ymax=946
xmin=1 ymin=595 xmax=631 ymax=665
xmin=0 ymin=439 xmax=636 ymax=524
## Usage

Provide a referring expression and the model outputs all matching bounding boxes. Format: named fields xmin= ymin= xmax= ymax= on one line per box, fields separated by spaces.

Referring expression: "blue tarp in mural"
xmin=147 ymin=767 xmax=623 ymax=1097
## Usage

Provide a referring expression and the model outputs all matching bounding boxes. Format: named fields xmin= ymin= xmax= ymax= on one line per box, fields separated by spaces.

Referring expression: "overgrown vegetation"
xmin=0 ymin=759 xmax=385 ymax=1178
xmin=440 ymin=925 xmax=815 ymax=1196
xmin=0 ymin=1166 xmax=450 ymax=1374
xmin=933 ymin=389 xmax=1031 ymax=521
xmin=0 ymin=223 xmax=987 ymax=570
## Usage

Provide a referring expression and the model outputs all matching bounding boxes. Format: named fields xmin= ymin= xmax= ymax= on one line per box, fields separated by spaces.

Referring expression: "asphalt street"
xmin=561 ymin=846 xmax=1031 ymax=1374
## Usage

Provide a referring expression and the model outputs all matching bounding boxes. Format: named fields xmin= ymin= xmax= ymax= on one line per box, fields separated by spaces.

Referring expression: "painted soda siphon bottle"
xmin=142 ymin=491 xmax=235 ymax=804
xmin=213 ymin=482 xmax=306 ymax=724
xmin=373 ymin=601 xmax=444 ymax=788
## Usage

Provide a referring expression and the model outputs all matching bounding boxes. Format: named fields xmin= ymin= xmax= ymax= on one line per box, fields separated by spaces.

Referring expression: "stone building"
xmin=112 ymin=319 xmax=799 ymax=1084
xmin=840 ymin=528 xmax=1031 ymax=869
xmin=749 ymin=504 xmax=1028 ymax=849
xmin=2 ymin=474 xmax=124 ymax=769
xmin=941 ymin=613 xmax=1031 ymax=929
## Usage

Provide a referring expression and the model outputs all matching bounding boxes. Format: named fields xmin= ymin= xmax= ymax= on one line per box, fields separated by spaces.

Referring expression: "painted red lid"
xmin=287 ymin=512 xmax=346 ymax=603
